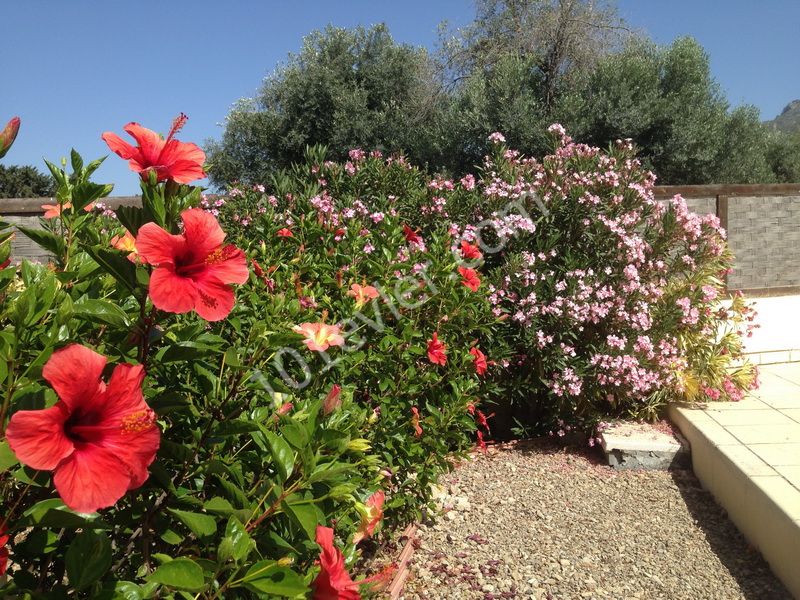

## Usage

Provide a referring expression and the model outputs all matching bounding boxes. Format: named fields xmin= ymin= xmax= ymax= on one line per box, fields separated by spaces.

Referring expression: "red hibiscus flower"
xmin=277 ymin=228 xmax=294 ymax=238
xmin=458 ymin=266 xmax=481 ymax=292
xmin=101 ymin=114 xmax=206 ymax=184
xmin=460 ymin=240 xmax=482 ymax=260
xmin=476 ymin=430 xmax=487 ymax=453
xmin=470 ymin=347 xmax=488 ymax=376
xmin=135 ymin=208 xmax=249 ymax=321
xmin=353 ymin=490 xmax=385 ymax=544
xmin=402 ymin=224 xmax=421 ymax=244
xmin=0 ymin=116 xmax=20 ymax=159
xmin=427 ymin=332 xmax=447 ymax=365
xmin=312 ymin=526 xmax=361 ymax=600
xmin=5 ymin=345 xmax=160 ymax=513
xmin=411 ymin=407 xmax=423 ymax=437
xmin=323 ymin=384 xmax=342 ymax=415
xmin=0 ymin=521 xmax=8 ymax=576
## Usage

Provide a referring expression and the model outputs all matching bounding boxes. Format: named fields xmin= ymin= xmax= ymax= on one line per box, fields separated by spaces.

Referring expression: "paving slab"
xmin=668 ymin=363 xmax=800 ymax=598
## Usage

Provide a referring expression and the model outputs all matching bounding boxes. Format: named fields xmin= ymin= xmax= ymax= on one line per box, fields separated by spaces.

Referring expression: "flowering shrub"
xmin=214 ymin=148 xmax=504 ymax=523
xmin=440 ymin=127 xmax=757 ymax=433
xmin=0 ymin=121 xmax=499 ymax=597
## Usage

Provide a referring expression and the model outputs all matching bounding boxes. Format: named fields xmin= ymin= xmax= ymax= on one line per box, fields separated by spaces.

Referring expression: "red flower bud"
xmin=0 ymin=117 xmax=20 ymax=159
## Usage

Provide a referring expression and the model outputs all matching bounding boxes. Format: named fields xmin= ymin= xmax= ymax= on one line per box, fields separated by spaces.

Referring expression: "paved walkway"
xmin=669 ymin=362 xmax=800 ymax=598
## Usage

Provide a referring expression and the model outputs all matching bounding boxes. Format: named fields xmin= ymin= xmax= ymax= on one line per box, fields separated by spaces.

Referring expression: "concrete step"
xmin=668 ymin=374 xmax=800 ymax=598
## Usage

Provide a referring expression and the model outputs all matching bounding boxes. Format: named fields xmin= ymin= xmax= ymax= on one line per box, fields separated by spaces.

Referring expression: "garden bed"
xmin=398 ymin=440 xmax=791 ymax=599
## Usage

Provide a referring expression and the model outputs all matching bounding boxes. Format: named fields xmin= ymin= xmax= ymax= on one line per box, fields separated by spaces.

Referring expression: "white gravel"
xmin=401 ymin=439 xmax=791 ymax=600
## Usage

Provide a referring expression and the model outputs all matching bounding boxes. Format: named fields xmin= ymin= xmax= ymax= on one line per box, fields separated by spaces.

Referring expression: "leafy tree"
xmin=0 ymin=164 xmax=56 ymax=198
xmin=561 ymin=37 xmax=776 ymax=184
xmin=766 ymin=130 xmax=800 ymax=182
xmin=206 ymin=24 xmax=447 ymax=187
xmin=441 ymin=0 xmax=631 ymax=109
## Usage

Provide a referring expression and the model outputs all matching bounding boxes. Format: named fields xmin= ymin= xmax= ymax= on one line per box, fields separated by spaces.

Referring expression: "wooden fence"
xmin=4 ymin=184 xmax=800 ymax=295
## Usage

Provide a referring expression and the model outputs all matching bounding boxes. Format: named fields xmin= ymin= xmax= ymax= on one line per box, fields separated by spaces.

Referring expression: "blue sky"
xmin=2 ymin=1 xmax=798 ymax=195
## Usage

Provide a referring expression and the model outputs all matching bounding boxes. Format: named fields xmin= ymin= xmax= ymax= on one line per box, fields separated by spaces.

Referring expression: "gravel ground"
xmin=401 ymin=439 xmax=791 ymax=600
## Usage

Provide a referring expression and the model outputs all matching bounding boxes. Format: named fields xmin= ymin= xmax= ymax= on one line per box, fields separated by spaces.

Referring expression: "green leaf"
xmin=97 ymin=581 xmax=144 ymax=600
xmin=213 ymin=420 xmax=260 ymax=436
xmin=283 ymin=500 xmax=321 ymax=540
xmin=65 ymin=530 xmax=112 ymax=590
xmin=72 ymin=297 xmax=131 ymax=328
xmin=16 ymin=225 xmax=65 ymax=257
xmin=159 ymin=529 xmax=184 ymax=545
xmin=0 ymin=440 xmax=19 ymax=472
xmin=84 ymin=246 xmax=138 ymax=293
xmin=265 ymin=430 xmax=295 ymax=482
xmin=280 ymin=421 xmax=309 ymax=449
xmin=167 ymin=508 xmax=217 ymax=539
xmin=148 ymin=557 xmax=205 ymax=591
xmin=115 ymin=205 xmax=146 ymax=236
xmin=70 ymin=148 xmax=84 ymax=174
xmin=241 ymin=562 xmax=307 ymax=597
xmin=218 ymin=516 xmax=252 ymax=562
xmin=157 ymin=341 xmax=221 ymax=363
xmin=22 ymin=498 xmax=109 ymax=529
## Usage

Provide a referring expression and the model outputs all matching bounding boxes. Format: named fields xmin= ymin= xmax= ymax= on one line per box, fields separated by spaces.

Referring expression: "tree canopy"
xmin=0 ymin=164 xmax=56 ymax=198
xmin=207 ymin=1 xmax=800 ymax=188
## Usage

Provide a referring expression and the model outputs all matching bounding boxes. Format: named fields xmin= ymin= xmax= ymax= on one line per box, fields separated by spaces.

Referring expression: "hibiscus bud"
xmin=0 ymin=117 xmax=20 ymax=159
xmin=347 ymin=438 xmax=371 ymax=453
xmin=323 ymin=384 xmax=342 ymax=415
xmin=276 ymin=402 xmax=293 ymax=416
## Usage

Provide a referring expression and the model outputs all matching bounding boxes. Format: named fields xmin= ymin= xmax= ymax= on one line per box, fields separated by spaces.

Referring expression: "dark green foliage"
xmin=206 ymin=24 xmax=448 ymax=187
xmin=0 ymin=164 xmax=57 ymax=198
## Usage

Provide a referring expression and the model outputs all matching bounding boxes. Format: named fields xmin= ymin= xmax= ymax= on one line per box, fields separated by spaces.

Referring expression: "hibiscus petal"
xmin=135 ymin=222 xmax=185 ymax=266
xmin=99 ymin=364 xmax=146 ymax=422
xmin=148 ymin=267 xmax=198 ymax=314
xmin=42 ymin=344 xmax=107 ymax=410
xmin=5 ymin=404 xmax=74 ymax=470
xmin=181 ymin=208 xmax=225 ymax=258
xmin=158 ymin=140 xmax=207 ymax=184
xmin=101 ymin=131 xmax=142 ymax=162
xmin=192 ymin=276 xmax=235 ymax=321
xmin=205 ymin=246 xmax=249 ymax=285
xmin=122 ymin=122 xmax=166 ymax=167
xmin=53 ymin=446 xmax=134 ymax=513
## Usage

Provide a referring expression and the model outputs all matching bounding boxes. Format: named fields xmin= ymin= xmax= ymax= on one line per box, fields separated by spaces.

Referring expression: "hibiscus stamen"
xmin=198 ymin=289 xmax=218 ymax=309
xmin=166 ymin=113 xmax=188 ymax=142
xmin=205 ymin=245 xmax=238 ymax=265
xmin=121 ymin=409 xmax=156 ymax=434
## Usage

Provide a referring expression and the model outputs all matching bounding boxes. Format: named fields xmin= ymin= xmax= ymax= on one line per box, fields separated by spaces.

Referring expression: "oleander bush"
xmin=226 ymin=129 xmax=757 ymax=437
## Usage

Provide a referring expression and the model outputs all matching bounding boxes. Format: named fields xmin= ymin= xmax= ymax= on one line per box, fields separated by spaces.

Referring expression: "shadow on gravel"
xmin=669 ymin=469 xmax=792 ymax=600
